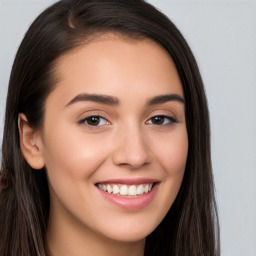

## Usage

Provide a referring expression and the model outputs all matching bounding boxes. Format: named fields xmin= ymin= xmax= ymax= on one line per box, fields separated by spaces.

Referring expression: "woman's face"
xmin=39 ymin=35 xmax=188 ymax=243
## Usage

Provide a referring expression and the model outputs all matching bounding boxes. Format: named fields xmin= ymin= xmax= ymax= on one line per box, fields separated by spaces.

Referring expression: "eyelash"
xmin=146 ymin=115 xmax=177 ymax=126
xmin=78 ymin=115 xmax=177 ymax=129
xmin=78 ymin=116 xmax=110 ymax=129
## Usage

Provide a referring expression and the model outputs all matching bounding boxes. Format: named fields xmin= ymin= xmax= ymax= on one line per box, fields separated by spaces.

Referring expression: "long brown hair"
xmin=0 ymin=0 xmax=220 ymax=255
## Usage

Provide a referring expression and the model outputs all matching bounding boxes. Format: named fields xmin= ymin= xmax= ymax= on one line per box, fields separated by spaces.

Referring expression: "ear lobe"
xmin=18 ymin=113 xmax=45 ymax=170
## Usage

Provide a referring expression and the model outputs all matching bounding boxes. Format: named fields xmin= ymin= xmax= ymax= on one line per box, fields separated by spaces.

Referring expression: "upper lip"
xmin=95 ymin=178 xmax=160 ymax=185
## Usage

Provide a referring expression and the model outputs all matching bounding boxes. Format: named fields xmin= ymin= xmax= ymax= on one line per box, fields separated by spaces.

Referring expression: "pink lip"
xmin=96 ymin=181 xmax=159 ymax=210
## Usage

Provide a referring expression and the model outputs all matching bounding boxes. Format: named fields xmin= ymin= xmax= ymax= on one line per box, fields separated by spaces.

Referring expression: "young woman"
xmin=0 ymin=0 xmax=220 ymax=255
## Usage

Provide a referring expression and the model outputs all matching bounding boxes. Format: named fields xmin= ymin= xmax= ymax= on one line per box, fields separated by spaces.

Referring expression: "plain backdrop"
xmin=0 ymin=0 xmax=255 ymax=255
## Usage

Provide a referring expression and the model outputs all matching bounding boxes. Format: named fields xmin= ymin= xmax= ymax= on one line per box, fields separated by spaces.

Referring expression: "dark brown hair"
xmin=0 ymin=0 xmax=220 ymax=255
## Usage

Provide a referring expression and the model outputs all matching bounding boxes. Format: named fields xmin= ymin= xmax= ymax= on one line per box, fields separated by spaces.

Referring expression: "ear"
xmin=18 ymin=113 xmax=45 ymax=170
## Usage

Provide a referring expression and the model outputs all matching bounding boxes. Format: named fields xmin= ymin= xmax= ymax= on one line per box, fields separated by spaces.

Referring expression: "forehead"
xmin=48 ymin=34 xmax=183 ymax=107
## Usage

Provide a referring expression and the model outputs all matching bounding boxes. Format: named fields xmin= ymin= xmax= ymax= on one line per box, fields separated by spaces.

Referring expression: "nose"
xmin=112 ymin=124 xmax=152 ymax=169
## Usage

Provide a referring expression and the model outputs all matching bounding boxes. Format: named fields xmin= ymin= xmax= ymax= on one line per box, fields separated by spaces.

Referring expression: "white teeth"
xmin=144 ymin=184 xmax=149 ymax=193
xmin=97 ymin=183 xmax=154 ymax=196
xmin=137 ymin=184 xmax=144 ymax=195
xmin=107 ymin=184 xmax=112 ymax=193
xmin=120 ymin=185 xmax=128 ymax=195
xmin=128 ymin=185 xmax=137 ymax=196
xmin=113 ymin=185 xmax=119 ymax=195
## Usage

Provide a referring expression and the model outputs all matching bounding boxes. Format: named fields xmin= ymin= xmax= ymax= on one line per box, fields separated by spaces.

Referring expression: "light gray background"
xmin=0 ymin=0 xmax=255 ymax=255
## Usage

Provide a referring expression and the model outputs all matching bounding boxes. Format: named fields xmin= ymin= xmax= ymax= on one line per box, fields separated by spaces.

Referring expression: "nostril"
xmin=118 ymin=161 xmax=150 ymax=169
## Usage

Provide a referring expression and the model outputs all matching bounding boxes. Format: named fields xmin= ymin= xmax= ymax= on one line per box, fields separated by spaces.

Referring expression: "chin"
xmin=96 ymin=218 xmax=160 ymax=243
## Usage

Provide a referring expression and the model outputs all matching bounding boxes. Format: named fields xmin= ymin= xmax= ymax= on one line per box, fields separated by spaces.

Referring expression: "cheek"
xmin=152 ymin=128 xmax=188 ymax=205
xmin=42 ymin=123 xmax=110 ymax=185
xmin=155 ymin=128 xmax=188 ymax=174
xmin=41 ymin=124 xmax=113 ymax=225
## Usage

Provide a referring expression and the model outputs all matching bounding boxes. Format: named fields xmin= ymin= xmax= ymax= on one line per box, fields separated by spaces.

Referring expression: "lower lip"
xmin=97 ymin=184 xmax=159 ymax=210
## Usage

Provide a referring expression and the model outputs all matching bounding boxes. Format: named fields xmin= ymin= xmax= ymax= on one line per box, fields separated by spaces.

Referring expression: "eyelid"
xmin=77 ymin=109 xmax=111 ymax=122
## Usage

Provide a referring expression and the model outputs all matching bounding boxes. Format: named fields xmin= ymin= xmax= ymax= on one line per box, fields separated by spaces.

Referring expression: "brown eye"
xmin=87 ymin=116 xmax=100 ymax=126
xmin=80 ymin=116 xmax=109 ymax=127
xmin=147 ymin=115 xmax=176 ymax=125
xmin=151 ymin=116 xmax=165 ymax=125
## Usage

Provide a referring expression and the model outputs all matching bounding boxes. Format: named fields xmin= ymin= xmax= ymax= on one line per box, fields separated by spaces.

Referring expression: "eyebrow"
xmin=147 ymin=94 xmax=185 ymax=105
xmin=65 ymin=93 xmax=185 ymax=108
xmin=65 ymin=93 xmax=120 ymax=107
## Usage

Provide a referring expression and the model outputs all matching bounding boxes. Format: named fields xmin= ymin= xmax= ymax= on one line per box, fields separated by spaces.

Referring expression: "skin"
xmin=19 ymin=34 xmax=188 ymax=256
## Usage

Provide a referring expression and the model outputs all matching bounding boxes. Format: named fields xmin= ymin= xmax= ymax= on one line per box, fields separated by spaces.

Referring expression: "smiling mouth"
xmin=96 ymin=183 xmax=154 ymax=197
